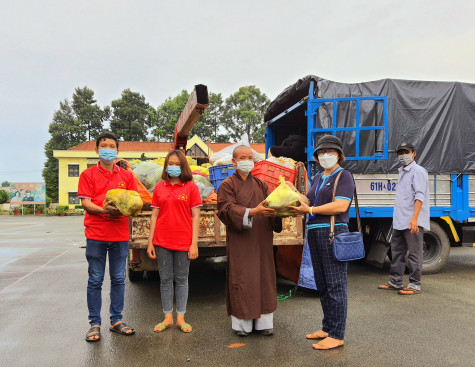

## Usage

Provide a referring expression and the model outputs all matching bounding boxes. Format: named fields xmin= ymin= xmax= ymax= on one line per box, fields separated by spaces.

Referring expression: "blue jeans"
xmin=85 ymin=239 xmax=129 ymax=326
xmin=156 ymin=247 xmax=190 ymax=314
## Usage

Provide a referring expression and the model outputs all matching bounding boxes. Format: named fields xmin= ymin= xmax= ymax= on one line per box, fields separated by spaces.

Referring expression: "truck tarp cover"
xmin=265 ymin=75 xmax=475 ymax=174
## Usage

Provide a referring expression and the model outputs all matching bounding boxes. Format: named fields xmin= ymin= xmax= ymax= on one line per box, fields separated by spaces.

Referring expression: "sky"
xmin=1 ymin=0 xmax=475 ymax=184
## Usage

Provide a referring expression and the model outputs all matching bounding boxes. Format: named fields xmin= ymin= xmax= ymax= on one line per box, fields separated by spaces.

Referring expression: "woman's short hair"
xmin=161 ymin=150 xmax=193 ymax=182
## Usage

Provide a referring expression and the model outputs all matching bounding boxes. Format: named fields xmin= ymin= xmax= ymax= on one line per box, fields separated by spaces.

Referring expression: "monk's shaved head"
xmin=232 ymin=145 xmax=252 ymax=158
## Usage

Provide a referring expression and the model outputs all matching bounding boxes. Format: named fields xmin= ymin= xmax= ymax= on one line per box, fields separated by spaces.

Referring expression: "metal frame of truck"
xmin=265 ymin=80 xmax=475 ymax=274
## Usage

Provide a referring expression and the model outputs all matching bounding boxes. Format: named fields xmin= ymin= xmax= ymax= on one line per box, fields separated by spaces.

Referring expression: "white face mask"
xmin=236 ymin=160 xmax=254 ymax=174
xmin=398 ymin=153 xmax=414 ymax=166
xmin=318 ymin=153 xmax=338 ymax=169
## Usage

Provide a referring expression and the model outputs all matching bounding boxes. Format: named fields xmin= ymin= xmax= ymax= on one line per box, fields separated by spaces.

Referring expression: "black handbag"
xmin=330 ymin=170 xmax=365 ymax=262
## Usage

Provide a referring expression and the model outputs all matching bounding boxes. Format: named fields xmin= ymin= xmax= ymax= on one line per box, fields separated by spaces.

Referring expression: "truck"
xmin=264 ymin=75 xmax=475 ymax=275
xmin=127 ymin=85 xmax=306 ymax=280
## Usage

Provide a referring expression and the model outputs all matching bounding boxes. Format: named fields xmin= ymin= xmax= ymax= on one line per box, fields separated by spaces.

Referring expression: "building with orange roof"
xmin=53 ymin=135 xmax=265 ymax=207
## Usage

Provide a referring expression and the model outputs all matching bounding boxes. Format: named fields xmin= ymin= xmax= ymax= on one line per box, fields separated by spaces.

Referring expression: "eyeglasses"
xmin=317 ymin=149 xmax=338 ymax=156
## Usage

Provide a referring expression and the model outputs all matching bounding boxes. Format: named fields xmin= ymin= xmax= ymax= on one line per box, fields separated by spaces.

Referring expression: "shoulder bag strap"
xmin=350 ymin=172 xmax=362 ymax=233
xmin=329 ymin=170 xmax=344 ymax=241
xmin=329 ymin=170 xmax=362 ymax=240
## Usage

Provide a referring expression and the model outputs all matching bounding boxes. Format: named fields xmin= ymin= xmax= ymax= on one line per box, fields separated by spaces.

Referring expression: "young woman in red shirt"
xmin=147 ymin=150 xmax=202 ymax=333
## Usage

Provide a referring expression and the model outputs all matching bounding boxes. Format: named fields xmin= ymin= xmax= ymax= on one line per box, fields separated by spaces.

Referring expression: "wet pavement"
xmin=1 ymin=215 xmax=475 ymax=367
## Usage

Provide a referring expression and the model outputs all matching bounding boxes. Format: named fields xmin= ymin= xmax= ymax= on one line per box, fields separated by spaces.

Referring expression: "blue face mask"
xmin=98 ymin=149 xmax=117 ymax=164
xmin=167 ymin=166 xmax=182 ymax=178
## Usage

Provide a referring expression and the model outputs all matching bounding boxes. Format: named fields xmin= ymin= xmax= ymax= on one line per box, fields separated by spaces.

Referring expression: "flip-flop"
xmin=154 ymin=322 xmax=172 ymax=332
xmin=86 ymin=326 xmax=101 ymax=342
xmin=177 ymin=323 xmax=192 ymax=333
xmin=398 ymin=287 xmax=421 ymax=295
xmin=110 ymin=321 xmax=135 ymax=336
xmin=378 ymin=283 xmax=402 ymax=290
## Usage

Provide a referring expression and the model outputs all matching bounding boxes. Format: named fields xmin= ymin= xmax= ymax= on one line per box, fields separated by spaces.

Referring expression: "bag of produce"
xmin=209 ymin=133 xmax=263 ymax=166
xmin=193 ymin=174 xmax=215 ymax=199
xmin=132 ymin=161 xmax=163 ymax=191
xmin=265 ymin=176 xmax=301 ymax=217
xmin=103 ymin=189 xmax=144 ymax=217
xmin=267 ymin=156 xmax=297 ymax=170
xmin=193 ymin=174 xmax=213 ymax=188
xmin=195 ymin=181 xmax=215 ymax=200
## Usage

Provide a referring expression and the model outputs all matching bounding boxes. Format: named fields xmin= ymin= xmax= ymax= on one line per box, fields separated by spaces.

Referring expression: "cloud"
xmin=1 ymin=0 xmax=474 ymax=183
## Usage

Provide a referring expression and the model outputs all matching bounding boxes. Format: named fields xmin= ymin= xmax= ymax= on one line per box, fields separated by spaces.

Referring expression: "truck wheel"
xmin=128 ymin=268 xmax=144 ymax=282
xmin=422 ymin=221 xmax=450 ymax=274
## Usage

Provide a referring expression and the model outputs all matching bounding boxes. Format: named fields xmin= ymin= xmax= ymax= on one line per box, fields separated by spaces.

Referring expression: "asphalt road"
xmin=1 ymin=215 xmax=474 ymax=367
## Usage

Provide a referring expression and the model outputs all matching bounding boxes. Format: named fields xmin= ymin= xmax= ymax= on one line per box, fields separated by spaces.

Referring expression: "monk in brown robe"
xmin=217 ymin=145 xmax=281 ymax=337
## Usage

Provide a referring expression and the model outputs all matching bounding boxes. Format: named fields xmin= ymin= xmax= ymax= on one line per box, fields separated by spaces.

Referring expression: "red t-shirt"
xmin=151 ymin=180 xmax=202 ymax=251
xmin=78 ymin=163 xmax=138 ymax=241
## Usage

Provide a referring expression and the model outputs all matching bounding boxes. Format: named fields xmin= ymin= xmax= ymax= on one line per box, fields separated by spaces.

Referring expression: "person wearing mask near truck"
xmin=78 ymin=131 xmax=138 ymax=342
xmin=147 ymin=150 xmax=202 ymax=333
xmin=378 ymin=142 xmax=429 ymax=295
xmin=217 ymin=145 xmax=282 ymax=337
xmin=288 ymin=135 xmax=354 ymax=350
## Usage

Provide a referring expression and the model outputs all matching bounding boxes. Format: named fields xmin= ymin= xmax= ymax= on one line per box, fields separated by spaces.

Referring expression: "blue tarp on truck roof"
xmin=265 ymin=75 xmax=475 ymax=174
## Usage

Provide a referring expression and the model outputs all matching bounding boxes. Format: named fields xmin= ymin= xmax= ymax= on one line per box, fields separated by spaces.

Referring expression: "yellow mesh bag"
xmin=103 ymin=189 xmax=144 ymax=217
xmin=265 ymin=176 xmax=301 ymax=217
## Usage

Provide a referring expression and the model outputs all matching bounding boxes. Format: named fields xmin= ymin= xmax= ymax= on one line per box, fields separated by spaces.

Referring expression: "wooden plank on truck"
xmin=129 ymin=204 xmax=304 ymax=250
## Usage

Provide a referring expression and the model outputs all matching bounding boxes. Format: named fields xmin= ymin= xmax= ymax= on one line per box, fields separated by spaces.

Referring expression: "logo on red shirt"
xmin=177 ymin=194 xmax=188 ymax=201
xmin=117 ymin=181 xmax=127 ymax=189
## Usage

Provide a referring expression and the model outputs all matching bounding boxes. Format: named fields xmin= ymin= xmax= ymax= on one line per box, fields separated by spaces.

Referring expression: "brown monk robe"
xmin=217 ymin=168 xmax=281 ymax=334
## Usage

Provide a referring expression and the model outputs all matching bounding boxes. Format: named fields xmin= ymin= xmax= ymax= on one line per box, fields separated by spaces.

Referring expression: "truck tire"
xmin=422 ymin=221 xmax=450 ymax=274
xmin=128 ymin=268 xmax=144 ymax=282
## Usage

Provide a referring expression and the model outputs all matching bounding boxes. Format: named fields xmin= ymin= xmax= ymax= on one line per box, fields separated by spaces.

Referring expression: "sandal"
xmin=154 ymin=322 xmax=173 ymax=332
xmin=86 ymin=326 xmax=101 ymax=342
xmin=177 ymin=323 xmax=192 ymax=333
xmin=110 ymin=321 xmax=135 ymax=336
xmin=378 ymin=283 xmax=402 ymax=290
xmin=398 ymin=287 xmax=421 ymax=295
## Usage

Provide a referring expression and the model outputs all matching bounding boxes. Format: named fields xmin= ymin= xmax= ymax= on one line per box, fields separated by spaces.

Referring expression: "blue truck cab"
xmin=265 ymin=76 xmax=475 ymax=273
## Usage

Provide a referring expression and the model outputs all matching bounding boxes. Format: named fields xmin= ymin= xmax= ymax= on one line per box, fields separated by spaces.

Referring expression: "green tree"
xmin=72 ymin=86 xmax=108 ymax=141
xmin=110 ymin=89 xmax=151 ymax=141
xmin=152 ymin=90 xmax=190 ymax=142
xmin=0 ymin=189 xmax=8 ymax=204
xmin=42 ymin=99 xmax=87 ymax=202
xmin=222 ymin=86 xmax=270 ymax=143
xmin=192 ymin=92 xmax=225 ymax=142
xmin=1 ymin=181 xmax=10 ymax=187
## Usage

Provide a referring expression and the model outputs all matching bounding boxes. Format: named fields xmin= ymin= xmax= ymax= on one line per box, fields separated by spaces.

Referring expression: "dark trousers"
xmin=390 ymin=228 xmax=424 ymax=289
xmin=308 ymin=226 xmax=348 ymax=340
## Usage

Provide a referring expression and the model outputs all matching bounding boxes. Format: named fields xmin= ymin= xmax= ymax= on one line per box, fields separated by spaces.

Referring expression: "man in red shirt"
xmin=78 ymin=131 xmax=138 ymax=342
